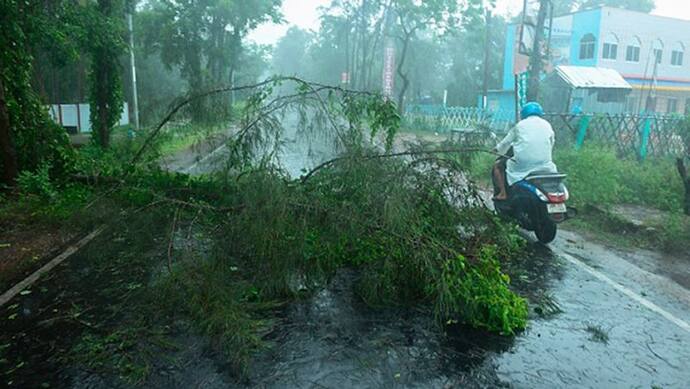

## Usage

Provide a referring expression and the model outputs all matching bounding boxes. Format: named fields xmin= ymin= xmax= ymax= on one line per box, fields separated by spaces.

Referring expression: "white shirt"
xmin=495 ymin=116 xmax=558 ymax=185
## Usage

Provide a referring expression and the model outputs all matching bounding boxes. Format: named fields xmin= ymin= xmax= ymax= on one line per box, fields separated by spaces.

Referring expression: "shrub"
xmin=17 ymin=163 xmax=57 ymax=200
xmin=555 ymin=145 xmax=684 ymax=212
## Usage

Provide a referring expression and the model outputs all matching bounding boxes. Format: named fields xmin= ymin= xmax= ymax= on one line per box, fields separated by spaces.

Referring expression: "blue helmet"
xmin=520 ymin=102 xmax=544 ymax=119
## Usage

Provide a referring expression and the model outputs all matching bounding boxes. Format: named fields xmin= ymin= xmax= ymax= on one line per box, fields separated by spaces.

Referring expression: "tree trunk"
xmin=527 ymin=0 xmax=548 ymax=102
xmin=396 ymin=32 xmax=411 ymax=115
xmin=97 ymin=60 xmax=110 ymax=148
xmin=0 ymin=77 xmax=19 ymax=186
xmin=677 ymin=158 xmax=690 ymax=215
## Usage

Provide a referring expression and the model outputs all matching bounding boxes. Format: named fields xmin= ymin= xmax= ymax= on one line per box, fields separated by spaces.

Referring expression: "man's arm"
xmin=495 ymin=127 xmax=516 ymax=155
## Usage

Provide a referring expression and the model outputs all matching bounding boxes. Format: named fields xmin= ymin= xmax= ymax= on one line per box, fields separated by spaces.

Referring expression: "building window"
xmin=672 ymin=42 xmax=685 ymax=66
xmin=579 ymin=34 xmax=596 ymax=60
xmin=603 ymin=43 xmax=618 ymax=60
xmin=602 ymin=33 xmax=618 ymax=60
xmin=672 ymin=51 xmax=684 ymax=66
xmin=626 ymin=37 xmax=641 ymax=62
xmin=667 ymin=98 xmax=678 ymax=113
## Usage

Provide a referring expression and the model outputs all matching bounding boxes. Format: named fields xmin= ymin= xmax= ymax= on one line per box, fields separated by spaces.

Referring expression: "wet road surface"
xmin=164 ymin=121 xmax=690 ymax=388
xmin=2 ymin=121 xmax=689 ymax=388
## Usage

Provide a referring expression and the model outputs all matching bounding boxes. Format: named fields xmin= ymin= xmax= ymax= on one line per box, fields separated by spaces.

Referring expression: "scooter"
xmin=492 ymin=171 xmax=574 ymax=244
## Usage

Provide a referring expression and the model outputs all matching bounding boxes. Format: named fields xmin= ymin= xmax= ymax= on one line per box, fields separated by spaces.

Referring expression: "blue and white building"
xmin=489 ymin=6 xmax=690 ymax=115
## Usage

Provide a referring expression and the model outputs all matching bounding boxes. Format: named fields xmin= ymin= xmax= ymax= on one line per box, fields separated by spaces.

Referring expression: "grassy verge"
xmin=156 ymin=123 xmax=228 ymax=157
xmin=554 ymin=145 xmax=690 ymax=253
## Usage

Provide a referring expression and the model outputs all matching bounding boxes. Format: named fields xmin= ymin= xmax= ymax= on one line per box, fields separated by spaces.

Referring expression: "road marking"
xmin=0 ymin=226 xmax=105 ymax=308
xmin=559 ymin=251 xmax=690 ymax=334
xmin=182 ymin=143 xmax=227 ymax=174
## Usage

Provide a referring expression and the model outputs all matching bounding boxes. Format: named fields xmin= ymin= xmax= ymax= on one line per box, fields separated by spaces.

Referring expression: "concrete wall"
xmin=502 ymin=24 xmax=518 ymax=91
xmin=569 ymin=8 xmax=602 ymax=67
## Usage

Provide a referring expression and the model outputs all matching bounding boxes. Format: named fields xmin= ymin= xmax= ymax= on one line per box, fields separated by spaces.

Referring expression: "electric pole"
xmin=527 ymin=0 xmax=549 ymax=102
xmin=127 ymin=12 xmax=140 ymax=130
xmin=482 ymin=9 xmax=492 ymax=109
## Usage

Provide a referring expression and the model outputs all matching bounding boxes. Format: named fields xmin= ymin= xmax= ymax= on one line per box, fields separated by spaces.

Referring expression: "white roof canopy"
xmin=554 ymin=66 xmax=632 ymax=89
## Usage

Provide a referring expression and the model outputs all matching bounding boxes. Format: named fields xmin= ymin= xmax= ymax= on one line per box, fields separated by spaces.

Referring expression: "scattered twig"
xmin=187 ymin=208 xmax=203 ymax=241
xmin=167 ymin=206 xmax=181 ymax=273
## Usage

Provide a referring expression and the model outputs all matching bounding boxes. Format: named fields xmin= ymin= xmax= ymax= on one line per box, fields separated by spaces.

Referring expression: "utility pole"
xmin=127 ymin=12 xmax=140 ymax=130
xmin=482 ymin=9 xmax=492 ymax=109
xmin=527 ymin=0 xmax=549 ymax=102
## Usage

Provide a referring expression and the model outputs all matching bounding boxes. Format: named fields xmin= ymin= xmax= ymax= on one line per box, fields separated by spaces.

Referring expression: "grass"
xmin=156 ymin=123 xmax=227 ymax=157
xmin=554 ymin=145 xmax=684 ymax=212
xmin=456 ymin=141 xmax=690 ymax=253
xmin=553 ymin=145 xmax=690 ymax=253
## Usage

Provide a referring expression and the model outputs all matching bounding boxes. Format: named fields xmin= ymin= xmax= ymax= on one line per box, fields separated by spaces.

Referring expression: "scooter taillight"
xmin=547 ymin=193 xmax=568 ymax=203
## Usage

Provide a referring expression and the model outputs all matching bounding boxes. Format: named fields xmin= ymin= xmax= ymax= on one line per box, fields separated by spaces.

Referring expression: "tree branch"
xmin=300 ymin=147 xmax=507 ymax=183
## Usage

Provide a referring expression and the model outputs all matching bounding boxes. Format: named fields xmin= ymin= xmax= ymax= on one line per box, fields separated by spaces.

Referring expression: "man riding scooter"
xmin=492 ymin=102 xmax=558 ymax=200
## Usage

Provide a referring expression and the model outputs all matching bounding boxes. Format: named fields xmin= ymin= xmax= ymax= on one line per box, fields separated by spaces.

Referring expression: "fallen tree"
xmin=48 ymin=77 xmax=529 ymax=380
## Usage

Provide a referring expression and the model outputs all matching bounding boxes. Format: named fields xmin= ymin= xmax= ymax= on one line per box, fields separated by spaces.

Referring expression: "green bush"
xmin=555 ymin=145 xmax=684 ymax=212
xmin=17 ymin=163 xmax=57 ymax=200
xmin=437 ymin=247 xmax=527 ymax=335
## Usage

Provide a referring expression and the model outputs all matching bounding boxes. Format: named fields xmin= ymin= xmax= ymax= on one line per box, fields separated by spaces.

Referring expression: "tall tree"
xmin=446 ymin=1 xmax=506 ymax=107
xmin=141 ymin=0 xmax=281 ymax=123
xmin=84 ymin=0 xmax=127 ymax=148
xmin=0 ymin=0 xmax=76 ymax=184
xmin=273 ymin=27 xmax=314 ymax=76
xmin=0 ymin=77 xmax=18 ymax=185
xmin=392 ymin=0 xmax=459 ymax=114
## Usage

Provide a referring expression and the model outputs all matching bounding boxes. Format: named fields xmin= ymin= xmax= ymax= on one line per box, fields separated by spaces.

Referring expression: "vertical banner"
xmin=382 ymin=39 xmax=395 ymax=100
xmin=515 ymin=71 xmax=529 ymax=120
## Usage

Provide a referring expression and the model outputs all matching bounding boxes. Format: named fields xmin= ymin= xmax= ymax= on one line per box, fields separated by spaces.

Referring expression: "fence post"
xmin=639 ymin=117 xmax=652 ymax=161
xmin=575 ymin=115 xmax=591 ymax=150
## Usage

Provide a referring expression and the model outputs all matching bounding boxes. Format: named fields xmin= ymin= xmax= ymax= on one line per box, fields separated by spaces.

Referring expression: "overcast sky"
xmin=248 ymin=0 xmax=690 ymax=45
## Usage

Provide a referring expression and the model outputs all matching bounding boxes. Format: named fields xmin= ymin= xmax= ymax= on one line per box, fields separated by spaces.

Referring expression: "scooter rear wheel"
xmin=535 ymin=219 xmax=557 ymax=244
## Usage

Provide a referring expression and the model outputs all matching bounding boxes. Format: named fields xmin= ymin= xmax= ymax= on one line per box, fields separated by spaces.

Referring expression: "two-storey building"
xmin=489 ymin=6 xmax=690 ymax=115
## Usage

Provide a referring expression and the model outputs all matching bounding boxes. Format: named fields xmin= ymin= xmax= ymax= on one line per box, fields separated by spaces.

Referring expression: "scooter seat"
xmin=525 ymin=172 xmax=567 ymax=181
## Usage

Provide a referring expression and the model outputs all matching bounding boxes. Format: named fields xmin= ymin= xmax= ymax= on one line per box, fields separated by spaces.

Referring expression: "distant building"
xmin=48 ymin=103 xmax=130 ymax=134
xmin=489 ymin=6 xmax=690 ymax=115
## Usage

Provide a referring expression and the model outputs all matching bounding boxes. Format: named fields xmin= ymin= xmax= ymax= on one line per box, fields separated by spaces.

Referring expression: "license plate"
xmin=547 ymin=203 xmax=567 ymax=214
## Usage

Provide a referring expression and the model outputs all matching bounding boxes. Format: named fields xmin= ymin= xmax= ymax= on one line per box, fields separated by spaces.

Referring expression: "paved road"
xmin=166 ymin=122 xmax=690 ymax=388
xmin=3 ymin=120 xmax=688 ymax=388
xmin=168 ymin=125 xmax=690 ymax=387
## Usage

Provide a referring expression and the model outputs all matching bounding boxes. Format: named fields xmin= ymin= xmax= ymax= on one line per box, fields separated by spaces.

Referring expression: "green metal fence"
xmin=544 ymin=113 xmax=688 ymax=159
xmin=405 ymin=106 xmax=688 ymax=159
xmin=404 ymin=105 xmax=514 ymax=133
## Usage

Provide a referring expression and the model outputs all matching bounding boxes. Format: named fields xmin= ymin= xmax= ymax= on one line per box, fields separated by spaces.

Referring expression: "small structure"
xmin=542 ymin=66 xmax=632 ymax=113
xmin=47 ymin=103 xmax=129 ymax=134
